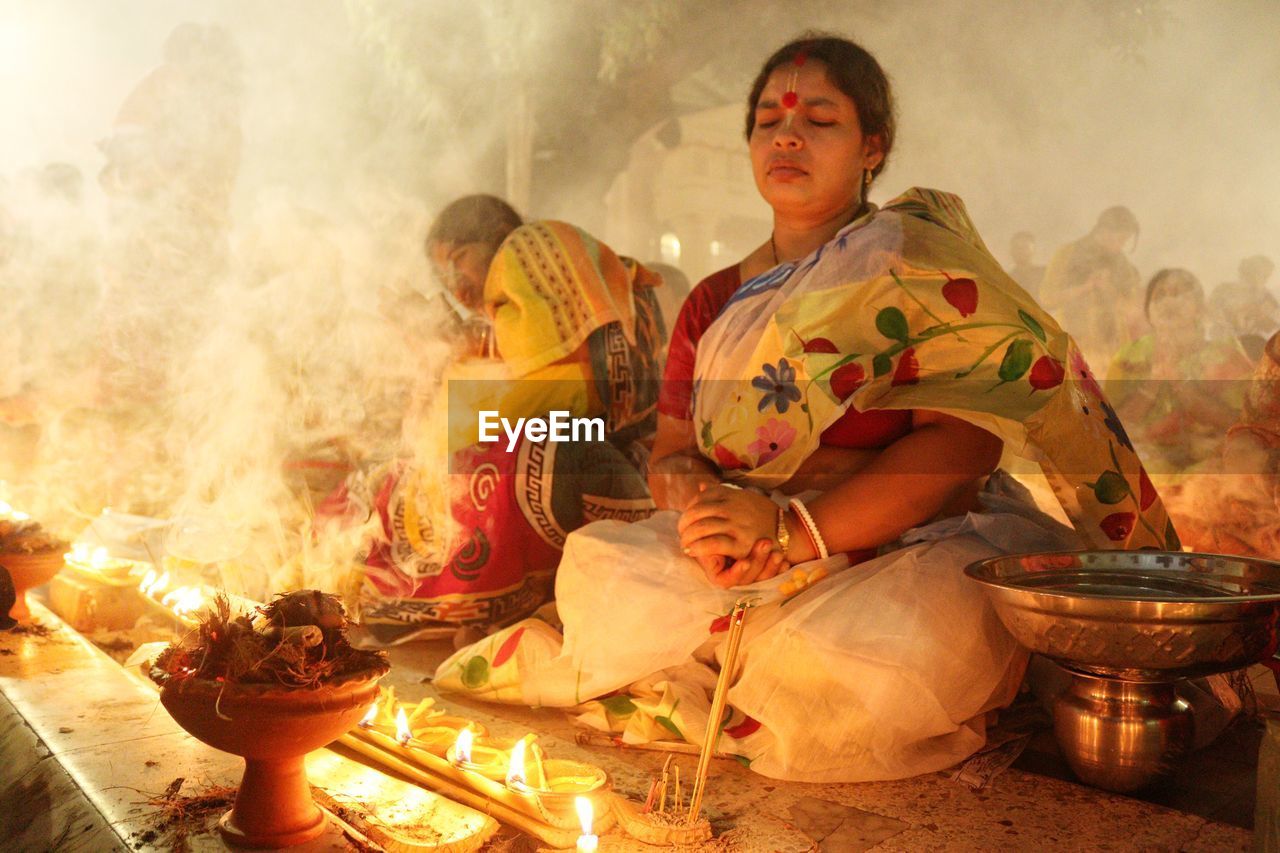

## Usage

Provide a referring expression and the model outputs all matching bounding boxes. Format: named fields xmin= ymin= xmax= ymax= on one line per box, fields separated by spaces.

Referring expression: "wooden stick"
xmin=686 ymin=599 xmax=750 ymax=824
xmin=659 ymin=755 xmax=672 ymax=813
xmin=641 ymin=778 xmax=659 ymax=814
xmin=674 ymin=764 xmax=681 ymax=814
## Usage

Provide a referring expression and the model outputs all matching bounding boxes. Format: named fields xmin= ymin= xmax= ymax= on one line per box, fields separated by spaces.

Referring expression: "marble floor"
xmin=1 ymin=601 xmax=1259 ymax=851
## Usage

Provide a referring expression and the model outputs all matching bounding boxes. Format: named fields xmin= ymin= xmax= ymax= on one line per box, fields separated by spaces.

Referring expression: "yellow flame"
xmin=455 ymin=727 xmax=474 ymax=763
xmin=70 ymin=542 xmax=89 ymax=562
xmin=138 ymin=569 xmax=156 ymax=593
xmin=395 ymin=707 xmax=411 ymax=743
xmin=575 ymin=796 xmax=593 ymax=835
xmin=164 ymin=586 xmax=204 ymax=618
xmin=150 ymin=571 xmax=171 ymax=596
xmin=506 ymin=737 xmax=527 ymax=787
xmin=359 ymin=702 xmax=377 ymax=727
xmin=90 ymin=546 xmax=109 ymax=569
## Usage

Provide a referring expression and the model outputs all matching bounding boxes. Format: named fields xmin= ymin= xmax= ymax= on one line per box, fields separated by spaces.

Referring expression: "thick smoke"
xmin=0 ymin=0 xmax=1276 ymax=598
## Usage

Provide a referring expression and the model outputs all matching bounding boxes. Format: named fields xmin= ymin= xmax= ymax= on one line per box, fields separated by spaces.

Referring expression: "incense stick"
xmin=685 ymin=599 xmax=751 ymax=824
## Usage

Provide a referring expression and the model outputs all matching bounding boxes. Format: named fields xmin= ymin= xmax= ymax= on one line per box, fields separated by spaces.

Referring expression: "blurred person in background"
xmin=0 ymin=164 xmax=103 ymax=516
xmin=1007 ymin=230 xmax=1045 ymax=300
xmin=97 ymin=22 xmax=244 ymax=409
xmin=1169 ymin=329 xmax=1280 ymax=559
xmin=1107 ymin=268 xmax=1252 ymax=473
xmin=1040 ymin=205 xmax=1141 ymax=368
xmin=1209 ymin=254 xmax=1278 ymax=344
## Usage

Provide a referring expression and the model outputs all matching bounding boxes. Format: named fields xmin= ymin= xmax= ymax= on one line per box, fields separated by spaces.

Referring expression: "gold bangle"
xmin=775 ymin=506 xmax=791 ymax=556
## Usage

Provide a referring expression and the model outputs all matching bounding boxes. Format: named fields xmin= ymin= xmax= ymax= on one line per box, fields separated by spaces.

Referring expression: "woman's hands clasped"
xmin=678 ymin=483 xmax=789 ymax=588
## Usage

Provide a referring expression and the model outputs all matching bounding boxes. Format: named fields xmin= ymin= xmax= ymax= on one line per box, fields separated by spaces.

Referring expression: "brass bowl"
xmin=965 ymin=550 xmax=1280 ymax=680
xmin=966 ymin=550 xmax=1280 ymax=791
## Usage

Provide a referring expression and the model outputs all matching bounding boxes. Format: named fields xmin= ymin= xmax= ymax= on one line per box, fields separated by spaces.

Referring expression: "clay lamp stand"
xmin=0 ymin=549 xmax=66 ymax=623
xmin=156 ymin=664 xmax=388 ymax=848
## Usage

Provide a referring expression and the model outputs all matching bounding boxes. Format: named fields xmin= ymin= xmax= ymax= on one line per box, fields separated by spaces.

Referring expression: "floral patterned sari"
xmin=694 ymin=188 xmax=1175 ymax=548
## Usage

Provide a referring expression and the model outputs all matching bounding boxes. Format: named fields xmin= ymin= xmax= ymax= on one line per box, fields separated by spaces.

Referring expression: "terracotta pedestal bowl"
xmin=0 ymin=550 xmax=65 ymax=622
xmin=159 ymin=667 xmax=386 ymax=848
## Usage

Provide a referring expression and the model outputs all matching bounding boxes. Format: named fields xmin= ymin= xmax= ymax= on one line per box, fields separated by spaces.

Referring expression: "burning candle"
xmin=455 ymin=728 xmax=474 ymax=762
xmin=138 ymin=569 xmax=171 ymax=598
xmin=359 ymin=702 xmax=377 ymax=728
xmin=396 ymin=707 xmax=412 ymax=746
xmin=506 ymin=736 xmax=527 ymax=788
xmin=575 ymin=796 xmax=598 ymax=853
xmin=448 ymin=729 xmax=514 ymax=780
xmin=162 ymin=586 xmax=205 ymax=619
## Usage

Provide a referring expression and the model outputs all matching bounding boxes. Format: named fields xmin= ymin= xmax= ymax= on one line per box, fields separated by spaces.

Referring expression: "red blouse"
xmin=658 ymin=265 xmax=912 ymax=449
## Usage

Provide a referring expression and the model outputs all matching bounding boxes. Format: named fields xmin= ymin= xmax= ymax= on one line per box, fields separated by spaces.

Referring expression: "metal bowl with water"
xmin=966 ymin=550 xmax=1280 ymax=791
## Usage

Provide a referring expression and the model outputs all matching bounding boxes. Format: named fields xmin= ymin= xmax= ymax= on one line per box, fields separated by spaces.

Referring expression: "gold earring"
xmin=863 ymin=169 xmax=873 ymax=191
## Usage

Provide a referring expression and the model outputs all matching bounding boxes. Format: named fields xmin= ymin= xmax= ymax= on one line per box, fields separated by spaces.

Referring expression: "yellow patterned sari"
xmin=694 ymin=188 xmax=1175 ymax=549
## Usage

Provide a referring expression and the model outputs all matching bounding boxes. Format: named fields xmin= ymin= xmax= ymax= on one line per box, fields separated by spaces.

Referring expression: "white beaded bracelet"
xmin=788 ymin=498 xmax=829 ymax=560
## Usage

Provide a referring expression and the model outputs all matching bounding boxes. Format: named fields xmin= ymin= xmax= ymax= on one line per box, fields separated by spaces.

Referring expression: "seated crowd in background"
xmin=1018 ymin=203 xmax=1275 ymax=477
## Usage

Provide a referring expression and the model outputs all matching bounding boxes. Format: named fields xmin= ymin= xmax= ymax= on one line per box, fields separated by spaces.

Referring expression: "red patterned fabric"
xmin=659 ymin=264 xmax=912 ymax=448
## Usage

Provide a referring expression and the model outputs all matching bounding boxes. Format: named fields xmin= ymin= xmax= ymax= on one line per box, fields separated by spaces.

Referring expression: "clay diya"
xmin=447 ymin=730 xmax=515 ymax=780
xmin=506 ymin=738 xmax=610 ymax=826
xmin=0 ymin=549 xmax=66 ymax=622
xmin=157 ymin=664 xmax=388 ymax=847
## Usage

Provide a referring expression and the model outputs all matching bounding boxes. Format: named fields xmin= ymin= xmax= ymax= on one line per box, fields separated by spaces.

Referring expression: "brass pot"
xmin=1052 ymin=668 xmax=1193 ymax=792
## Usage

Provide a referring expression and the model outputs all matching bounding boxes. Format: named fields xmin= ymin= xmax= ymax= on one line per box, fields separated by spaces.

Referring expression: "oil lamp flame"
xmin=576 ymin=796 xmax=593 ymax=835
xmin=506 ymin=737 xmax=527 ymax=787
xmin=70 ymin=543 xmax=89 ymax=562
xmin=90 ymin=546 xmax=109 ymax=569
xmin=395 ymin=707 xmax=411 ymax=745
xmin=163 ymin=586 xmax=204 ymax=618
xmin=575 ymin=795 xmax=598 ymax=852
xmin=141 ymin=570 xmax=171 ymax=597
xmin=455 ymin=727 xmax=474 ymax=763
xmin=359 ymin=702 xmax=376 ymax=728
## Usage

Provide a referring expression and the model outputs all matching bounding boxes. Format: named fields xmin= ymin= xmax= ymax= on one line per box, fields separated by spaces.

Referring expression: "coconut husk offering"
xmin=0 ymin=517 xmax=67 ymax=554
xmin=151 ymin=589 xmax=388 ymax=688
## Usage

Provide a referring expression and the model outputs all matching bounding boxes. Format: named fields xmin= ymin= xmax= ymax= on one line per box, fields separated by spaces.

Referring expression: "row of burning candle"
xmin=136 ymin=567 xmax=207 ymax=619
xmin=60 ymin=541 xmax=211 ymax=625
xmin=351 ymin=702 xmax=605 ymax=850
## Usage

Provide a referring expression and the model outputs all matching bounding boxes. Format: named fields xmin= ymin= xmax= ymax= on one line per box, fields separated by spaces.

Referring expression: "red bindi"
xmin=794 ymin=52 xmax=808 ymax=67
xmin=781 ymin=90 xmax=798 ymax=109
